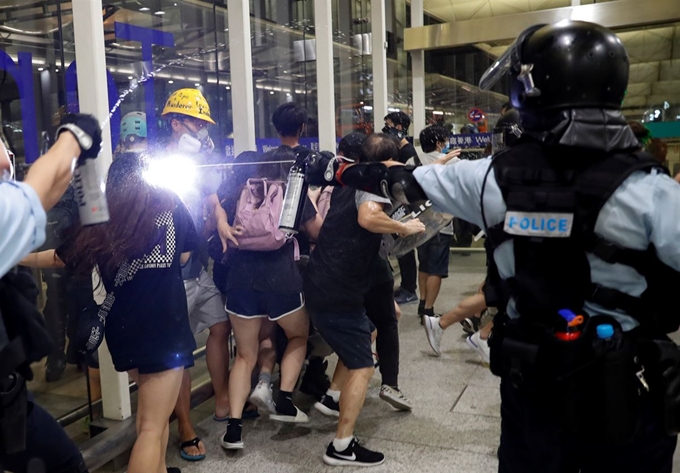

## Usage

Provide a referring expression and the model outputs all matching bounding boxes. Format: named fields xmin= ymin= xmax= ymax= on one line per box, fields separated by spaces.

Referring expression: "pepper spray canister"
xmin=72 ymin=158 xmax=110 ymax=225
xmin=279 ymin=162 xmax=308 ymax=235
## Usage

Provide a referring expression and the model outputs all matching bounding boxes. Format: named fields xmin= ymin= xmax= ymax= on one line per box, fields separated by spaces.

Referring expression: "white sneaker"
xmin=249 ymin=381 xmax=276 ymax=414
xmin=379 ymin=385 xmax=412 ymax=411
xmin=424 ymin=315 xmax=444 ymax=356
xmin=466 ymin=331 xmax=491 ymax=365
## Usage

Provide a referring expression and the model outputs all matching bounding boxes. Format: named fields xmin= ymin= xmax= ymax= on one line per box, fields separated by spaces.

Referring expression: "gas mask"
xmin=177 ymin=127 xmax=214 ymax=154
xmin=382 ymin=125 xmax=405 ymax=141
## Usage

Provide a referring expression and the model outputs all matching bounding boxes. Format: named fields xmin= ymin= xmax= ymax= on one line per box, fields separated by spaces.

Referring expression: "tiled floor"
xmin=85 ymin=252 xmax=680 ymax=472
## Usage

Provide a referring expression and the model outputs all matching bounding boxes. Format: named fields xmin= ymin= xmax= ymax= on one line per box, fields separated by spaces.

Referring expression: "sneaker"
xmin=270 ymin=406 xmax=309 ymax=423
xmin=394 ymin=290 xmax=418 ymax=305
xmin=45 ymin=356 xmax=66 ymax=383
xmin=220 ymin=420 xmax=243 ymax=450
xmin=314 ymin=395 xmax=340 ymax=417
xmin=323 ymin=437 xmax=385 ymax=467
xmin=249 ymin=381 xmax=276 ymax=414
xmin=379 ymin=385 xmax=412 ymax=411
xmin=467 ymin=331 xmax=491 ymax=365
xmin=424 ymin=315 xmax=444 ymax=356
xmin=460 ymin=316 xmax=480 ymax=335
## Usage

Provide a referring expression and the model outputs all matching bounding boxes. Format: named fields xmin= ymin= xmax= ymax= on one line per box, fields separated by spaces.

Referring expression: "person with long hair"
xmin=39 ymin=153 xmax=197 ymax=473
xmin=215 ymin=147 xmax=321 ymax=450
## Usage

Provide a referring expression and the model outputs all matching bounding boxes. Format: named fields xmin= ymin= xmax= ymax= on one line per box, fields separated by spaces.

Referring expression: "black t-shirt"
xmin=398 ymin=142 xmax=418 ymax=164
xmin=305 ymin=187 xmax=387 ymax=311
xmin=58 ymin=202 xmax=198 ymax=372
xmin=216 ymin=147 xmax=316 ymax=293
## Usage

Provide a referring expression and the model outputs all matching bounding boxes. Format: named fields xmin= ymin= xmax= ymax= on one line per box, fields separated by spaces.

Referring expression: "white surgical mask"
xmin=177 ymin=133 xmax=202 ymax=154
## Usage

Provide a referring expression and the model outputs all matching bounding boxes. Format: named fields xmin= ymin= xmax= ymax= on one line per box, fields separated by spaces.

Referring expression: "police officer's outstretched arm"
xmin=304 ymin=152 xmax=490 ymax=228
xmin=0 ymin=114 xmax=102 ymax=278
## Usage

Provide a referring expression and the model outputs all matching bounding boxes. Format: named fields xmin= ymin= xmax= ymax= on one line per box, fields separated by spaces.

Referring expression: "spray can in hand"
xmin=56 ymin=114 xmax=109 ymax=225
xmin=279 ymin=160 xmax=309 ymax=235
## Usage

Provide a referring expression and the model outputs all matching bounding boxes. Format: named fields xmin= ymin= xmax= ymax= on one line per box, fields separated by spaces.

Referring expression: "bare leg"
xmin=127 ymin=368 xmax=183 ymax=473
xmin=257 ymin=321 xmax=276 ymax=378
xmin=228 ymin=316 xmax=262 ymax=419
xmin=424 ymin=275 xmax=443 ymax=309
xmin=207 ymin=321 xmax=231 ymax=419
xmin=275 ymin=308 xmax=310 ymax=393
xmin=173 ymin=370 xmax=205 ymax=457
xmin=418 ymin=272 xmax=428 ymax=301
xmin=337 ymin=367 xmax=374 ymax=439
xmin=158 ymin=422 xmax=170 ymax=473
xmin=439 ymin=293 xmax=487 ymax=330
xmin=330 ymin=359 xmax=350 ymax=392
xmin=394 ymin=301 xmax=402 ymax=321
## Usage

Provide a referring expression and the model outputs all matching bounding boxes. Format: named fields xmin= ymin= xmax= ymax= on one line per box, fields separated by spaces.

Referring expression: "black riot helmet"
xmin=479 ymin=21 xmax=629 ymax=115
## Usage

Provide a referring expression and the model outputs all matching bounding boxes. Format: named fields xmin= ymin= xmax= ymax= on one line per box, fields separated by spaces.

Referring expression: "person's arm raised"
xmin=24 ymin=114 xmax=102 ymax=212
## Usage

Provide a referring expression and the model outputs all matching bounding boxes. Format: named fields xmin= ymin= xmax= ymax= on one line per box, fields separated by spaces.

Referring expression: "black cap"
xmin=338 ymin=132 xmax=366 ymax=161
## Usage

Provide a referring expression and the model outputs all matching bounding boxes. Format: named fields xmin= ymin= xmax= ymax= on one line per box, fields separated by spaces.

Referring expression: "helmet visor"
xmin=479 ymin=44 xmax=515 ymax=91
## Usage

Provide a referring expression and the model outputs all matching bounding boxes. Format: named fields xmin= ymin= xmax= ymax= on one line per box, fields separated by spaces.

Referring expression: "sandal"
xmin=179 ymin=437 xmax=206 ymax=462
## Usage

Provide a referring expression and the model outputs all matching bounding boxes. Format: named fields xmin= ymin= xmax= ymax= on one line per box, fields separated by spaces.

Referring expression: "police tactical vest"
xmin=485 ymin=140 xmax=679 ymax=334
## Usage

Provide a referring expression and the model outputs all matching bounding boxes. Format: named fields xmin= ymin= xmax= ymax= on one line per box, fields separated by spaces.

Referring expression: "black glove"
xmin=55 ymin=114 xmax=102 ymax=160
xmin=304 ymin=151 xmax=342 ymax=186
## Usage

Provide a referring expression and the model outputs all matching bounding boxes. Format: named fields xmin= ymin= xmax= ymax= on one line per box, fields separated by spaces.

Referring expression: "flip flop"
xmin=179 ymin=437 xmax=206 ymax=462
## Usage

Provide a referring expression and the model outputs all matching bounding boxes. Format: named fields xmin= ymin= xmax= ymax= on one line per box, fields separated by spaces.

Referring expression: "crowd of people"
xmin=3 ymin=18 xmax=680 ymax=473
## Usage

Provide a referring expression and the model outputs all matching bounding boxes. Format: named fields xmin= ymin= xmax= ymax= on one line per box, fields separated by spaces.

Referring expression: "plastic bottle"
xmin=279 ymin=162 xmax=308 ymax=235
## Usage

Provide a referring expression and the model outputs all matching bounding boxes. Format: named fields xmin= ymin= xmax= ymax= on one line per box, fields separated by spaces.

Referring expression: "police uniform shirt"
xmin=413 ymin=158 xmax=680 ymax=331
xmin=0 ymin=181 xmax=47 ymax=278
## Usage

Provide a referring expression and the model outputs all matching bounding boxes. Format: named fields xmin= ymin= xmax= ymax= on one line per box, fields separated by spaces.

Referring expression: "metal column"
xmin=72 ymin=0 xmax=131 ymax=421
xmin=314 ymin=0 xmax=337 ymax=152
xmin=228 ymin=0 xmax=257 ymax=155
xmin=371 ymin=0 xmax=388 ymax=133
xmin=411 ymin=0 xmax=425 ymax=139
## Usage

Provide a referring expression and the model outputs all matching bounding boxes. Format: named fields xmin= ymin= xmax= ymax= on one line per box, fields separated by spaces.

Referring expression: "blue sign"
xmin=223 ymin=137 xmax=342 ymax=159
xmin=450 ymin=133 xmax=492 ymax=149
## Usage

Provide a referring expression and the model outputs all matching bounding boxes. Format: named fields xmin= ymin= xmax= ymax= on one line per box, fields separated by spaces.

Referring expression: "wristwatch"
xmin=56 ymin=123 xmax=93 ymax=152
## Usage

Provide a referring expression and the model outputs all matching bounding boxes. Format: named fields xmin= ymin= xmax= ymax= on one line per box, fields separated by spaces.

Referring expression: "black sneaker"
xmin=323 ymin=437 xmax=385 ymax=467
xmin=394 ymin=290 xmax=418 ymax=305
xmin=220 ymin=419 xmax=243 ymax=450
xmin=314 ymin=395 xmax=340 ymax=417
xmin=46 ymin=356 xmax=66 ymax=383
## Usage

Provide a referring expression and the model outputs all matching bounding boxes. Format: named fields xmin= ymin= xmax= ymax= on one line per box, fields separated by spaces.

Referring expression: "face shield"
xmin=478 ymin=24 xmax=547 ymax=95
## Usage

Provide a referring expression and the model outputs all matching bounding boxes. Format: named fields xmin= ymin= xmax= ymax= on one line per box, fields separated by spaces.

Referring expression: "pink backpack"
xmin=317 ymin=187 xmax=334 ymax=221
xmin=233 ymin=179 xmax=287 ymax=251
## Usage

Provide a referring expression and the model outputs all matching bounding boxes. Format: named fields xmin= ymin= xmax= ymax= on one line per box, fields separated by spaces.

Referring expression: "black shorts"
xmin=226 ymin=288 xmax=304 ymax=321
xmin=309 ymin=307 xmax=374 ymax=370
xmin=417 ymin=232 xmax=451 ymax=277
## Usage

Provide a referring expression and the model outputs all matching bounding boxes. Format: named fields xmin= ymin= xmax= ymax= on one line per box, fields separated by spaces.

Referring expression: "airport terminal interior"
xmin=2 ymin=0 xmax=680 ymax=471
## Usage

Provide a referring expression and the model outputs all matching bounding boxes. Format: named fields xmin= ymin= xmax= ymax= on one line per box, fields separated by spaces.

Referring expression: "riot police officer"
xmin=304 ymin=20 xmax=680 ymax=473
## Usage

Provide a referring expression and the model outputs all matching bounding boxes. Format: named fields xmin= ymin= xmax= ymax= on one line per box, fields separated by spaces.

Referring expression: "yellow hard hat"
xmin=161 ymin=88 xmax=216 ymax=125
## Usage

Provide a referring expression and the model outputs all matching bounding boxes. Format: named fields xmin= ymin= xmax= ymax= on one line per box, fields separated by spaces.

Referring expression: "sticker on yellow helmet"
xmin=161 ymin=88 xmax=216 ymax=125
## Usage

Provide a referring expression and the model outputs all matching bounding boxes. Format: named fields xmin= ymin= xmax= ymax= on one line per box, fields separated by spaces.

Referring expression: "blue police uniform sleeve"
xmin=0 ymin=181 xmax=47 ymax=277
xmin=412 ymin=159 xmax=496 ymax=228
xmin=649 ymin=173 xmax=680 ymax=271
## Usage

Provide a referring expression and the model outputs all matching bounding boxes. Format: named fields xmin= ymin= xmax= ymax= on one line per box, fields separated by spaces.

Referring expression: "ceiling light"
xmin=168 ymin=80 xmax=174 ymax=84
xmin=139 ymin=7 xmax=150 ymax=11
xmin=154 ymin=11 xmax=165 ymax=15
xmin=269 ymin=91 xmax=275 ymax=95
xmin=195 ymin=83 xmax=201 ymax=87
xmin=433 ymin=111 xmax=444 ymax=115
xmin=128 ymin=76 xmax=133 ymax=80
xmin=286 ymin=93 xmax=291 ymax=97
xmin=38 ymin=67 xmax=44 ymax=71
xmin=226 ymin=86 xmax=231 ymax=90
xmin=55 ymin=68 xmax=59 ymax=72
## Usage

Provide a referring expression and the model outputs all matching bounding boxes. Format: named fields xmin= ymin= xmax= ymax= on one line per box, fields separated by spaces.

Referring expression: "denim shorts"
xmin=308 ymin=307 xmax=374 ymax=370
xmin=417 ymin=232 xmax=452 ymax=277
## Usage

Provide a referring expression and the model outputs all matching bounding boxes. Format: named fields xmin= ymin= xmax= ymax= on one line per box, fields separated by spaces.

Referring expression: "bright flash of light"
xmin=143 ymin=155 xmax=197 ymax=198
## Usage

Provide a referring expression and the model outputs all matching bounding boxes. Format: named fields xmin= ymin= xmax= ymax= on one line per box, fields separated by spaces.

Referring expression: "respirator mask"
xmin=382 ymin=125 xmax=405 ymax=141
xmin=178 ymin=124 xmax=214 ymax=154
